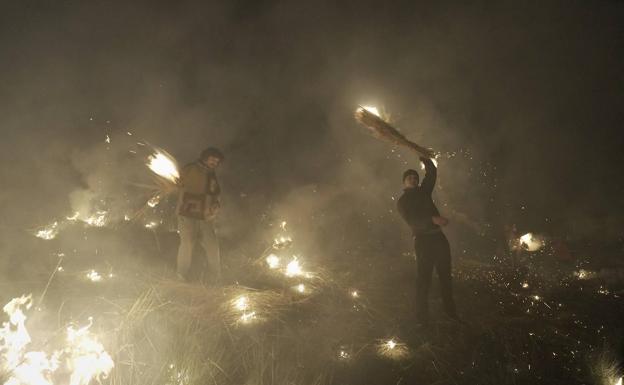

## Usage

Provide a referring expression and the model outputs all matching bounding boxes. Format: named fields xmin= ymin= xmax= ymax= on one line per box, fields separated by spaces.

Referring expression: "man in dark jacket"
xmin=397 ymin=157 xmax=458 ymax=325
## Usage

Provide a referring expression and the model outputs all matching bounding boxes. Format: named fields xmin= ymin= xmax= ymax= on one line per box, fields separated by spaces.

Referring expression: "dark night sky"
xmin=0 ymin=0 xmax=623 ymax=244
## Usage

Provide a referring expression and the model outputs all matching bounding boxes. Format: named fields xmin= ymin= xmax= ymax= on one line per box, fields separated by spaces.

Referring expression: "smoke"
xmin=0 ymin=0 xmax=622 ymax=279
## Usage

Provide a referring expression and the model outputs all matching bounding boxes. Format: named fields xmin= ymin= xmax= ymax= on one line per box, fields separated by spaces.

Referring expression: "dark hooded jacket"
xmin=396 ymin=158 xmax=441 ymax=236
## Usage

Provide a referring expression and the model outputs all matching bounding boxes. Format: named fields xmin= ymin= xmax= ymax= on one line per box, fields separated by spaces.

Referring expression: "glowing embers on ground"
xmin=146 ymin=149 xmax=180 ymax=185
xmin=265 ymin=254 xmax=280 ymax=269
xmin=35 ymin=222 xmax=60 ymax=240
xmin=272 ymin=235 xmax=293 ymax=250
xmin=231 ymin=295 xmax=257 ymax=325
xmin=376 ymin=338 xmax=410 ymax=360
xmin=574 ymin=269 xmax=597 ymax=280
xmin=84 ymin=269 xmax=114 ymax=283
xmin=0 ymin=295 xmax=113 ymax=385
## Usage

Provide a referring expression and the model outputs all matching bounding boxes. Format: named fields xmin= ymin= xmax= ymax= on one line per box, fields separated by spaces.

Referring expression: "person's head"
xmin=403 ymin=169 xmax=419 ymax=189
xmin=200 ymin=147 xmax=224 ymax=169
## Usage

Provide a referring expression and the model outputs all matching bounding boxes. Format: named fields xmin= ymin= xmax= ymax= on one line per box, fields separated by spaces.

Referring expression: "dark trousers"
xmin=414 ymin=232 xmax=456 ymax=323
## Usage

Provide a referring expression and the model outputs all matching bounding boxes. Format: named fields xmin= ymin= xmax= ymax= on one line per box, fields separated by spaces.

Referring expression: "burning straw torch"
xmin=354 ymin=105 xmax=435 ymax=158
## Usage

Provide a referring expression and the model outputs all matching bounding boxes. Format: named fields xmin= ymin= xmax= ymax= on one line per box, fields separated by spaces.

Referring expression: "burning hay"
xmin=354 ymin=106 xmax=435 ymax=158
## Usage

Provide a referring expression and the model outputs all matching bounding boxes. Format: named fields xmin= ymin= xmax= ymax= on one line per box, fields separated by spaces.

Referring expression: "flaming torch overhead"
xmin=354 ymin=105 xmax=435 ymax=158
xmin=146 ymin=148 xmax=180 ymax=186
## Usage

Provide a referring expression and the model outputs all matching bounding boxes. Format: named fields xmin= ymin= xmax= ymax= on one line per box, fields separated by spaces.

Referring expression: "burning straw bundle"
xmin=354 ymin=106 xmax=435 ymax=158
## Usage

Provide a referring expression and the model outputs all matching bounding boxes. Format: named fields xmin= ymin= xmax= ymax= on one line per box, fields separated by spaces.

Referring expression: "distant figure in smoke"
xmin=176 ymin=147 xmax=224 ymax=283
xmin=397 ymin=157 xmax=458 ymax=326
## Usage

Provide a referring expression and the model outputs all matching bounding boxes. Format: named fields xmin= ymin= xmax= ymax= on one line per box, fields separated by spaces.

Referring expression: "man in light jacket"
xmin=176 ymin=147 xmax=224 ymax=283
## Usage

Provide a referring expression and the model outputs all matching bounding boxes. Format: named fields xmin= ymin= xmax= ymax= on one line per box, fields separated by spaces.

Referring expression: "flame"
xmin=66 ymin=318 xmax=114 ymax=385
xmin=147 ymin=151 xmax=180 ymax=184
xmin=1 ymin=296 xmax=114 ymax=385
xmin=359 ymin=105 xmax=380 ymax=117
xmin=285 ymin=257 xmax=303 ymax=277
xmin=1 ymin=295 xmax=33 ymax=369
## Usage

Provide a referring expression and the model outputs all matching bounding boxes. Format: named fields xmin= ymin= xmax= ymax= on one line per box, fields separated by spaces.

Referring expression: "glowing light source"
xmin=519 ymin=233 xmax=544 ymax=252
xmin=234 ymin=296 xmax=249 ymax=311
xmin=351 ymin=290 xmax=359 ymax=298
xmin=296 ymin=283 xmax=305 ymax=293
xmin=86 ymin=270 xmax=103 ymax=283
xmin=359 ymin=105 xmax=380 ymax=117
xmin=285 ymin=257 xmax=303 ymax=277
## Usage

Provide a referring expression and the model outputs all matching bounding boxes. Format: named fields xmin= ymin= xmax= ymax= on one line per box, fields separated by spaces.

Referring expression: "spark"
xmin=265 ymin=254 xmax=280 ymax=269
xmin=147 ymin=150 xmax=180 ymax=184
xmin=105 ymin=135 xmax=111 ymax=144
xmin=295 ymin=283 xmax=305 ymax=293
xmin=519 ymin=232 xmax=544 ymax=252
xmin=521 ymin=282 xmax=529 ymax=289
xmin=351 ymin=290 xmax=359 ymax=298
xmin=35 ymin=222 xmax=59 ymax=240
xmin=57 ymin=266 xmax=64 ymax=272
xmin=280 ymin=221 xmax=287 ymax=230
